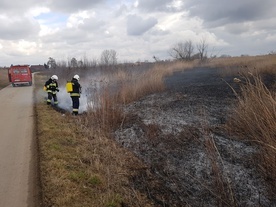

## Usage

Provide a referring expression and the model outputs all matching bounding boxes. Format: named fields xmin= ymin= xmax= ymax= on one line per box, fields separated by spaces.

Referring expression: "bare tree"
xmin=47 ymin=57 xmax=57 ymax=69
xmin=77 ymin=60 xmax=83 ymax=67
xmin=100 ymin=49 xmax=118 ymax=66
xmin=169 ymin=42 xmax=185 ymax=60
xmin=153 ymin=55 xmax=160 ymax=62
xmin=169 ymin=40 xmax=194 ymax=61
xmin=70 ymin=57 xmax=78 ymax=67
xmin=197 ymin=38 xmax=208 ymax=61
xmin=184 ymin=40 xmax=194 ymax=60
xmin=80 ymin=55 xmax=97 ymax=68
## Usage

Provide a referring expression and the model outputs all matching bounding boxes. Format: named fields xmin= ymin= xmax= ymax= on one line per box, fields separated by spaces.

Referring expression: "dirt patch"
xmin=114 ymin=68 xmax=274 ymax=207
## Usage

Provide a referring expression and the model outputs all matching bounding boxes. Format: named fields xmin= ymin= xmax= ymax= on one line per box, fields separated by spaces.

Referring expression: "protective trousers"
xmin=71 ymin=96 xmax=79 ymax=115
xmin=47 ymin=92 xmax=58 ymax=105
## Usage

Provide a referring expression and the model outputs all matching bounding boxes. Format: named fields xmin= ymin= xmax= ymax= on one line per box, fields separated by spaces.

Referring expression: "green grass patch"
xmin=88 ymin=175 xmax=102 ymax=186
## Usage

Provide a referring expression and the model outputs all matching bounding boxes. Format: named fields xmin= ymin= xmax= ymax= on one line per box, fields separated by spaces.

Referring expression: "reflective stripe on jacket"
xmin=70 ymin=93 xmax=80 ymax=97
xmin=45 ymin=79 xmax=59 ymax=94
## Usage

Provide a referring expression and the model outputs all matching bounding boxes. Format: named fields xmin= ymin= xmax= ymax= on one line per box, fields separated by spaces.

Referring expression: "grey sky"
xmin=0 ymin=0 xmax=275 ymax=66
xmin=127 ymin=15 xmax=158 ymax=35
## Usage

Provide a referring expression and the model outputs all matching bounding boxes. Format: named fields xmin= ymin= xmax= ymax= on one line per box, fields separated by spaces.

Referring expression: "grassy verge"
xmin=0 ymin=68 xmax=10 ymax=89
xmin=34 ymin=72 xmax=158 ymax=206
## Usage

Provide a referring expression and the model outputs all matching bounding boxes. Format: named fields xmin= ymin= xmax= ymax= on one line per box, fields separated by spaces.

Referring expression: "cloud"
xmin=127 ymin=14 xmax=158 ymax=36
xmin=149 ymin=28 xmax=170 ymax=36
xmin=137 ymin=0 xmax=184 ymax=12
xmin=78 ymin=18 xmax=106 ymax=31
xmin=185 ymin=0 xmax=276 ymax=27
xmin=0 ymin=0 xmax=46 ymax=14
xmin=47 ymin=0 xmax=103 ymax=13
xmin=224 ymin=23 xmax=252 ymax=35
xmin=114 ymin=4 xmax=128 ymax=17
xmin=0 ymin=0 xmax=275 ymax=66
xmin=66 ymin=11 xmax=91 ymax=28
xmin=137 ymin=0 xmax=171 ymax=11
xmin=0 ymin=16 xmax=40 ymax=40
xmin=29 ymin=6 xmax=50 ymax=17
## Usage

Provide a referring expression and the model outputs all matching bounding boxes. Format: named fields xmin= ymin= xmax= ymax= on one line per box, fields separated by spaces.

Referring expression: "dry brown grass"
xmin=117 ymin=61 xmax=194 ymax=104
xmin=84 ymin=61 xmax=195 ymax=133
xmin=0 ymin=68 xmax=10 ymax=89
xmin=35 ymin=73 xmax=155 ymax=207
xmin=204 ymin=135 xmax=236 ymax=207
xmin=226 ymin=73 xmax=276 ymax=197
xmin=206 ymin=54 xmax=276 ymax=74
xmin=199 ymin=110 xmax=237 ymax=207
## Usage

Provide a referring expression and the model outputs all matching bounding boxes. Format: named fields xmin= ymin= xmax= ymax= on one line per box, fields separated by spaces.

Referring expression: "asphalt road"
xmin=0 ymin=83 xmax=38 ymax=207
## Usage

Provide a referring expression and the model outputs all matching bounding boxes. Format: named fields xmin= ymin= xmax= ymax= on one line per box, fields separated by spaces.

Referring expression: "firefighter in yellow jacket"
xmin=44 ymin=75 xmax=59 ymax=105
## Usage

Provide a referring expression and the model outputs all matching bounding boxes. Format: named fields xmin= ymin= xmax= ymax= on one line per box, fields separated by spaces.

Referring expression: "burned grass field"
xmin=36 ymin=56 xmax=275 ymax=207
xmin=114 ymin=67 xmax=275 ymax=207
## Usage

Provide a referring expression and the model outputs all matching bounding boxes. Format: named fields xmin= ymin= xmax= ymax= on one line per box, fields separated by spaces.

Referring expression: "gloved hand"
xmin=56 ymin=89 xmax=60 ymax=92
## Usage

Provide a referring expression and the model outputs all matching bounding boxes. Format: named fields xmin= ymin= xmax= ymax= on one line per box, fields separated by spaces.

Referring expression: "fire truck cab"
xmin=8 ymin=65 xmax=32 ymax=87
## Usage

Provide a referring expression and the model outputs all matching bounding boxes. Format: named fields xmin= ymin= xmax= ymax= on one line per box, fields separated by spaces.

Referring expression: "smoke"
xmin=56 ymin=86 xmax=89 ymax=114
xmin=56 ymin=75 xmax=105 ymax=114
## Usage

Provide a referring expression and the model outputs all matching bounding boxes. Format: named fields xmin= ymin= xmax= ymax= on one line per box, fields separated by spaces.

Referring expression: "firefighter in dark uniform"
xmin=70 ymin=74 xmax=82 ymax=115
xmin=44 ymin=75 xmax=59 ymax=105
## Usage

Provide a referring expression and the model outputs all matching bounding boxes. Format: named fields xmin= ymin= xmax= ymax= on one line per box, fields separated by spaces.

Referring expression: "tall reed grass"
xmin=206 ymin=55 xmax=276 ymax=73
xmin=226 ymin=72 xmax=276 ymax=197
xmin=85 ymin=61 xmax=194 ymax=132
xmin=116 ymin=61 xmax=194 ymax=104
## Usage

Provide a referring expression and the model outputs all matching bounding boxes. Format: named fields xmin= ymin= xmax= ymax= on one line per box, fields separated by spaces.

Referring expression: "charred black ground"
xmin=114 ymin=67 xmax=274 ymax=207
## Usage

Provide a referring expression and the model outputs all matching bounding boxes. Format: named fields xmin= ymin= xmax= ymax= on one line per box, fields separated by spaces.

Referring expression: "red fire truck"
xmin=8 ymin=65 xmax=32 ymax=87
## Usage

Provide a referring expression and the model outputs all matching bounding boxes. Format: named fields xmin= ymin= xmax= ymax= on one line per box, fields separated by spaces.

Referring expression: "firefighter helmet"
xmin=74 ymin=74 xmax=80 ymax=81
xmin=51 ymin=75 xmax=58 ymax=80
